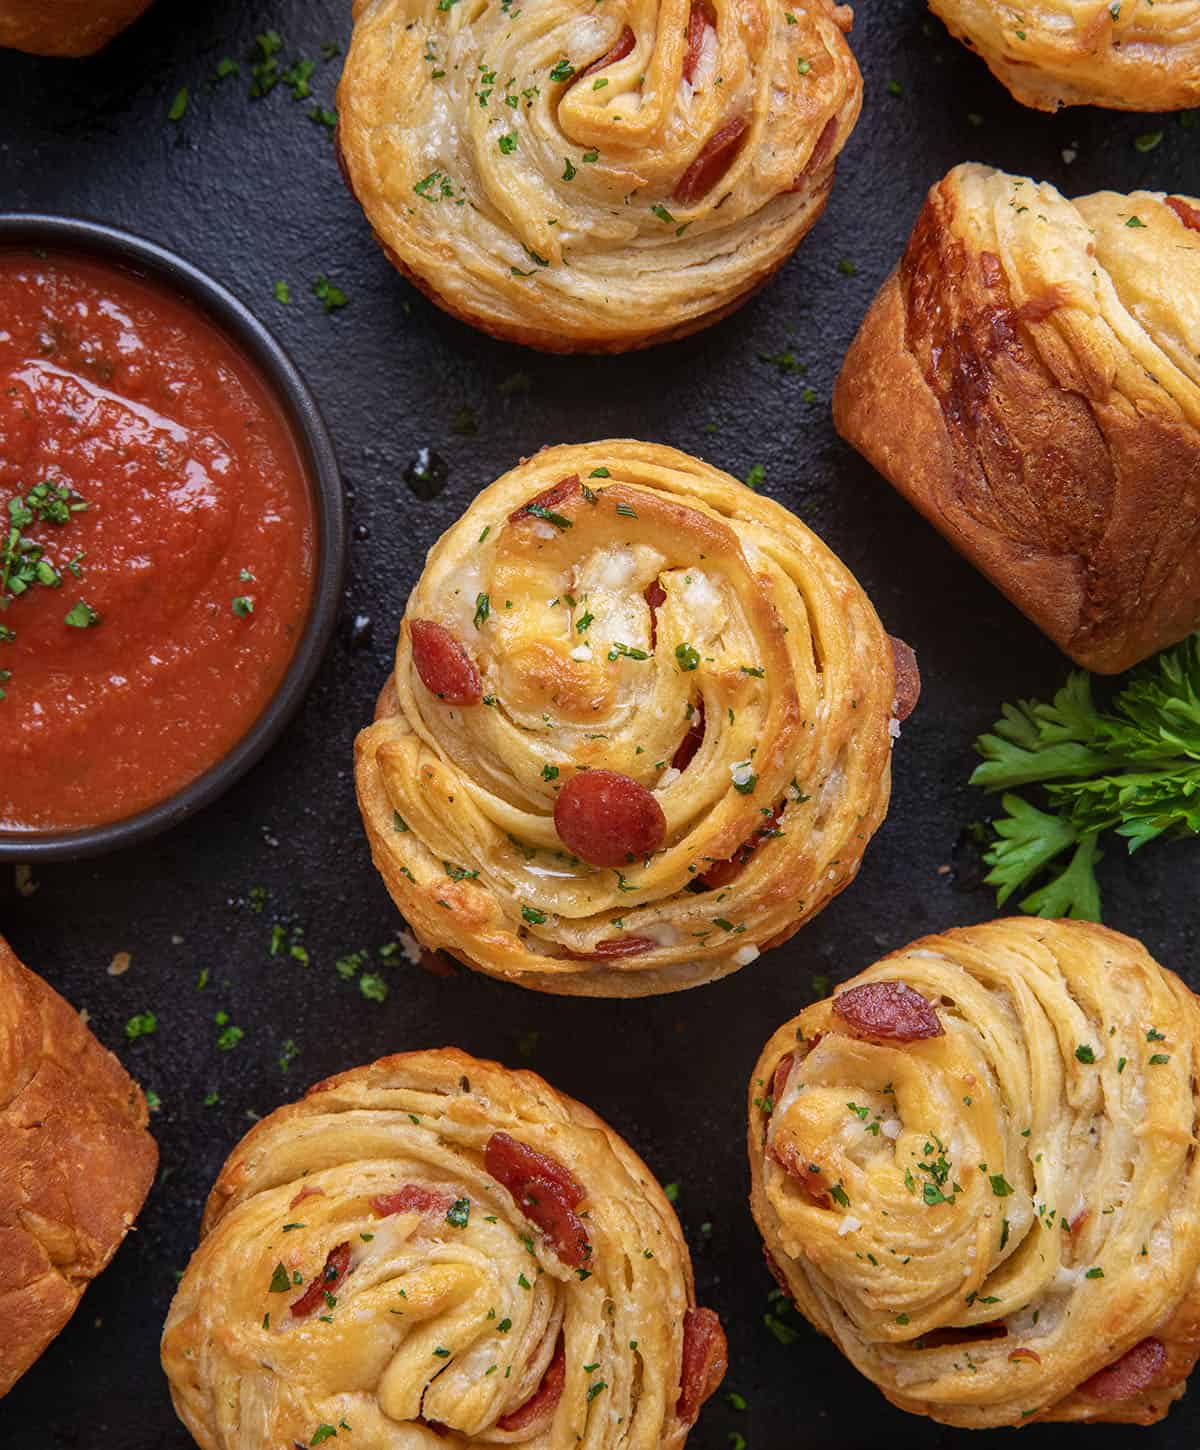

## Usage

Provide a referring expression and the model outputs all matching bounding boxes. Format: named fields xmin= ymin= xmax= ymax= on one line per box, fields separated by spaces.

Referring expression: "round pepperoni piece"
xmin=673 ymin=116 xmax=749 ymax=205
xmin=574 ymin=936 xmax=657 ymax=960
xmin=676 ymin=1307 xmax=728 ymax=1424
xmin=1080 ymin=1338 xmax=1168 ymax=1402
xmin=576 ymin=26 xmax=635 ymax=83
xmin=672 ymin=699 xmax=706 ymax=770
xmin=682 ymin=1 xmax=715 ymax=85
xmin=409 ymin=619 xmax=483 ymax=705
xmin=498 ymin=1338 xmax=567 ymax=1432
xmin=890 ymin=636 xmax=921 ymax=722
xmin=554 ymin=770 xmax=667 ymax=866
xmin=833 ymin=980 xmax=943 ymax=1042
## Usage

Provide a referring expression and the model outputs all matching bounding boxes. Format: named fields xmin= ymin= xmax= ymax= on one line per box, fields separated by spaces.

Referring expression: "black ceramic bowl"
xmin=0 ymin=214 xmax=346 ymax=861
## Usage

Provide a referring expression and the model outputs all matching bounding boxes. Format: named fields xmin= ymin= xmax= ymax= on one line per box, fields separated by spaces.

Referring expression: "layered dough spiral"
xmin=355 ymin=441 xmax=909 ymax=997
xmin=833 ymin=163 xmax=1200 ymax=675
xmin=749 ymin=918 xmax=1200 ymax=1429
xmin=0 ymin=933 xmax=157 ymax=1397
xmin=929 ymin=0 xmax=1200 ymax=111
xmin=336 ymin=0 xmax=862 ymax=350
xmin=162 ymin=1049 xmax=726 ymax=1448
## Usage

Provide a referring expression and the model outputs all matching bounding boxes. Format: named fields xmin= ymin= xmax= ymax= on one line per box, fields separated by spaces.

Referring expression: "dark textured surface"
xmin=1 ymin=2 xmax=1198 ymax=1446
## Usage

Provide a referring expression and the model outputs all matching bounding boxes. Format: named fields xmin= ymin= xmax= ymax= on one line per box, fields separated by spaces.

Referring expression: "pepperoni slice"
xmin=486 ymin=1132 xmax=585 ymax=1206
xmin=290 ymin=1241 xmax=351 ymax=1318
xmin=577 ymin=26 xmax=635 ymax=83
xmin=645 ymin=579 xmax=666 ymax=648
xmin=1166 ymin=196 xmax=1200 ymax=233
xmin=672 ymin=116 xmax=749 ymax=205
xmin=498 ymin=1338 xmax=567 ymax=1432
xmin=554 ymin=770 xmax=667 ymax=866
xmin=1080 ymin=1338 xmax=1168 ymax=1402
xmin=517 ymin=1175 xmax=592 ymax=1268
xmin=787 ymin=115 xmax=838 ymax=191
xmin=682 ymin=1 xmax=715 ymax=85
xmin=574 ymin=935 xmax=657 ymax=960
xmin=770 ymin=1050 xmax=797 ymax=1108
xmin=1009 ymin=1348 xmax=1042 ymax=1365
xmin=771 ymin=1142 xmax=832 ymax=1206
xmin=833 ymin=980 xmax=944 ymax=1042
xmin=485 ymin=1132 xmax=592 ymax=1267
xmin=698 ymin=800 xmax=784 ymax=889
xmin=673 ymin=699 xmax=706 ymax=771
xmin=676 ymin=1307 xmax=728 ymax=1424
xmin=890 ymin=636 xmax=920 ymax=722
xmin=508 ymin=475 xmax=581 ymax=524
xmin=410 ymin=619 xmax=483 ymax=705
xmin=371 ymin=1184 xmax=454 ymax=1218
xmin=290 ymin=1185 xmax=325 ymax=1210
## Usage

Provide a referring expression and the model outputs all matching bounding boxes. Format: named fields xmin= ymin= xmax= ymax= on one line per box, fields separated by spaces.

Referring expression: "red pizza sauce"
xmin=0 ymin=250 xmax=315 ymax=832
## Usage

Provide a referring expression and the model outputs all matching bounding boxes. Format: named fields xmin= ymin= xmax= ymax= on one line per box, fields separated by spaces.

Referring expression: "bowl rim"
xmin=0 ymin=212 xmax=347 ymax=862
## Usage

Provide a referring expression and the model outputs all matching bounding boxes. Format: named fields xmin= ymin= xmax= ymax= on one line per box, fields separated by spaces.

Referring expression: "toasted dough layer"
xmin=0 ymin=0 xmax=155 ymax=56
xmin=0 ymin=934 xmax=157 ymax=1397
xmin=929 ymin=0 xmax=1200 ymax=111
xmin=834 ymin=163 xmax=1200 ymax=674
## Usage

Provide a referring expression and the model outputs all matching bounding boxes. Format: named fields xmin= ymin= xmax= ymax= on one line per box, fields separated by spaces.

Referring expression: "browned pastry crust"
xmin=0 ymin=0 xmax=155 ymax=56
xmin=0 ymin=933 xmax=157 ymax=1397
xmin=833 ymin=163 xmax=1200 ymax=675
xmin=928 ymin=0 xmax=1200 ymax=112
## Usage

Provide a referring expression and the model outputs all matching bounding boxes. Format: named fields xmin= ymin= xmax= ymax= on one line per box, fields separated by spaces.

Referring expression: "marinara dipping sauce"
xmin=0 ymin=251 xmax=315 ymax=832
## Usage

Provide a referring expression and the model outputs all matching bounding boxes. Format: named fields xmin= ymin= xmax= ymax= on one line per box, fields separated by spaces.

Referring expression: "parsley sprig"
xmin=971 ymin=635 xmax=1200 ymax=921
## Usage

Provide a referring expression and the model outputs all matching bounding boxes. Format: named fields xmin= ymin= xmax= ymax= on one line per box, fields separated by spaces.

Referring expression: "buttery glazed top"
xmin=337 ymin=0 xmax=862 ymax=348
xmin=749 ymin=919 xmax=1200 ymax=1429
xmin=0 ymin=251 xmax=315 ymax=832
xmin=355 ymin=441 xmax=903 ymax=995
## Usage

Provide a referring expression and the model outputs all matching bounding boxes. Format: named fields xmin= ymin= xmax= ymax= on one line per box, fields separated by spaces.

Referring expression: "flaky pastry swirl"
xmin=929 ymin=0 xmax=1200 ymax=111
xmin=749 ymin=918 xmax=1200 ymax=1428
xmin=335 ymin=0 xmax=861 ymax=350
xmin=161 ymin=1049 xmax=725 ymax=1448
xmin=834 ymin=162 xmax=1200 ymax=675
xmin=355 ymin=441 xmax=910 ymax=997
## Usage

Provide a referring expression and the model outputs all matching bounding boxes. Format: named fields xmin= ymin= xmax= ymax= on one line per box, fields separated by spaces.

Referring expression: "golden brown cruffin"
xmin=355 ymin=440 xmax=914 ymax=997
xmin=928 ymin=0 xmax=1200 ymax=111
xmin=0 ymin=0 xmax=155 ymax=56
xmin=833 ymin=162 xmax=1200 ymax=676
xmin=335 ymin=0 xmax=862 ymax=351
xmin=0 ymin=933 xmax=157 ymax=1397
xmin=748 ymin=917 xmax=1200 ymax=1429
xmin=161 ymin=1048 xmax=727 ymax=1448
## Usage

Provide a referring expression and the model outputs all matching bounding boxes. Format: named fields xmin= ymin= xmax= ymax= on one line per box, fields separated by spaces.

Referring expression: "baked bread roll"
xmin=355 ymin=440 xmax=915 ymax=997
xmin=929 ymin=0 xmax=1200 ymax=111
xmin=162 ymin=1048 xmax=726 ymax=1447
xmin=748 ymin=917 xmax=1200 ymax=1429
xmin=0 ymin=0 xmax=155 ymax=56
xmin=335 ymin=0 xmax=862 ymax=351
xmin=833 ymin=163 xmax=1200 ymax=675
xmin=0 ymin=934 xmax=157 ymax=1397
